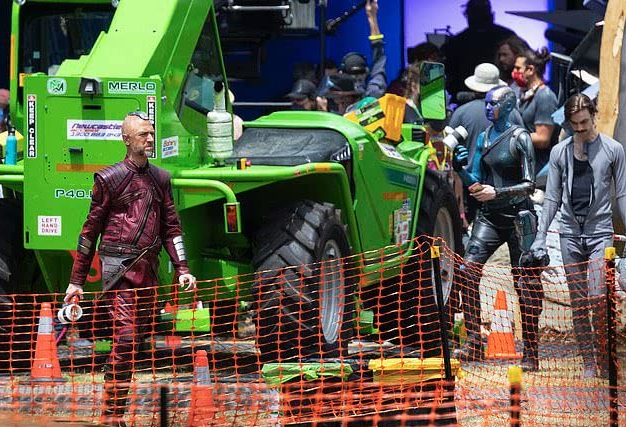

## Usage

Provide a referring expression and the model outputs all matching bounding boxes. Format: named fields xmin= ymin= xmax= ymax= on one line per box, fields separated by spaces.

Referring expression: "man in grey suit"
xmin=531 ymin=93 xmax=626 ymax=378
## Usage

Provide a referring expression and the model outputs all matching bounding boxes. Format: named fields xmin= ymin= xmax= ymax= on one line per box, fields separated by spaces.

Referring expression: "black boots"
xmin=519 ymin=307 xmax=540 ymax=372
xmin=101 ymin=368 xmax=131 ymax=427
xmin=521 ymin=346 xmax=539 ymax=372
xmin=519 ymin=275 xmax=543 ymax=372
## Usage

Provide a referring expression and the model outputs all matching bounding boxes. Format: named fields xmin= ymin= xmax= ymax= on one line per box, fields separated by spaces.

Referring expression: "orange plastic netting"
xmin=0 ymin=236 xmax=624 ymax=427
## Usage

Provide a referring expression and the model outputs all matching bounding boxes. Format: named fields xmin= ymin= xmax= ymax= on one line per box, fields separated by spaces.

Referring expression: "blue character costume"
xmin=452 ymin=86 xmax=547 ymax=371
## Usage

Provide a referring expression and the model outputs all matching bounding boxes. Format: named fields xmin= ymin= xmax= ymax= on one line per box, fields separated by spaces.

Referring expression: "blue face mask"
xmin=0 ymin=108 xmax=4 ymax=126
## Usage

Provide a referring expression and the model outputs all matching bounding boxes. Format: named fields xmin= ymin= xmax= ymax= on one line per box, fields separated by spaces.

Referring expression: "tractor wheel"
xmin=0 ymin=199 xmax=42 ymax=371
xmin=252 ymin=201 xmax=354 ymax=363
xmin=416 ymin=170 xmax=464 ymax=307
xmin=378 ymin=170 xmax=463 ymax=357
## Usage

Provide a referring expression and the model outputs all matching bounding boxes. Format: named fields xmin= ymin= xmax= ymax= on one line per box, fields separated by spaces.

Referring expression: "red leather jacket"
xmin=70 ymin=158 xmax=189 ymax=287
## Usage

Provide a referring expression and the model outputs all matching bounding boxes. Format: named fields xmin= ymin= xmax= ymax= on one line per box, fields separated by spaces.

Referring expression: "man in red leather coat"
xmin=65 ymin=112 xmax=196 ymax=427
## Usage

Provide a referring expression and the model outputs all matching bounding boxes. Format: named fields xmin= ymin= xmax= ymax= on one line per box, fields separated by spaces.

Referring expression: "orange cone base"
xmin=187 ymin=384 xmax=215 ymax=426
xmin=485 ymin=333 xmax=522 ymax=359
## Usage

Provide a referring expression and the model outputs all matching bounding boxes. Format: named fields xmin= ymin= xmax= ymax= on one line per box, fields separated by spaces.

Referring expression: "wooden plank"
xmin=597 ymin=1 xmax=626 ymax=137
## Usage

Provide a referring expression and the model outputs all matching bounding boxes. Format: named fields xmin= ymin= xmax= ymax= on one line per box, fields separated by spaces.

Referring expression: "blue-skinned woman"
xmin=452 ymin=85 xmax=545 ymax=371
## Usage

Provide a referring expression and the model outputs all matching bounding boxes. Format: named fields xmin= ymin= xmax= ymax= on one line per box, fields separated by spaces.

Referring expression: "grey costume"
xmin=532 ymin=133 xmax=626 ymax=374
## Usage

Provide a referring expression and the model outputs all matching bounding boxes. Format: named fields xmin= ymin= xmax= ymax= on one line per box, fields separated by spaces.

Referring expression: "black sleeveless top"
xmin=572 ymin=157 xmax=593 ymax=217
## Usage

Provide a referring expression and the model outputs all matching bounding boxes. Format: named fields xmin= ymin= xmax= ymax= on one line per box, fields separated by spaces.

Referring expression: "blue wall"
xmin=230 ymin=0 xmax=403 ymax=120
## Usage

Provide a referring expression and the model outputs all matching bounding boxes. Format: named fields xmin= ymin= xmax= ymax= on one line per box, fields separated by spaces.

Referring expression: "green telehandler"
xmin=0 ymin=0 xmax=463 ymax=367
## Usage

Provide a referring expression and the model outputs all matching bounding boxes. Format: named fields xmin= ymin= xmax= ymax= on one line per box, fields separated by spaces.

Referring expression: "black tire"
xmin=252 ymin=201 xmax=354 ymax=363
xmin=377 ymin=170 xmax=463 ymax=357
xmin=416 ymin=170 xmax=464 ymax=306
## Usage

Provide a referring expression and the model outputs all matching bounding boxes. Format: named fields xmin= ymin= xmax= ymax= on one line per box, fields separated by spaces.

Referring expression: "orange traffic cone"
xmin=486 ymin=290 xmax=522 ymax=359
xmin=30 ymin=302 xmax=66 ymax=382
xmin=187 ymin=350 xmax=215 ymax=427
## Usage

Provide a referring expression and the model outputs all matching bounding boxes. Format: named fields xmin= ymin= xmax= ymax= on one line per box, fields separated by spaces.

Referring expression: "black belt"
xmin=99 ymin=238 xmax=161 ymax=257
xmin=482 ymin=198 xmax=531 ymax=216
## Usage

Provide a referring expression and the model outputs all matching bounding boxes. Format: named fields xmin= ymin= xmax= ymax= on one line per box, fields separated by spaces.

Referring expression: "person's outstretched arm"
xmin=159 ymin=174 xmax=196 ymax=291
xmin=365 ymin=0 xmax=387 ymax=98
xmin=65 ymin=176 xmax=111 ymax=302
xmin=454 ymin=133 xmax=483 ymax=187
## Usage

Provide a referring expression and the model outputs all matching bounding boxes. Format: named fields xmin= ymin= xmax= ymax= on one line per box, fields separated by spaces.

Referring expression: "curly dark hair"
xmin=518 ymin=47 xmax=551 ymax=76
xmin=497 ymin=36 xmax=530 ymax=57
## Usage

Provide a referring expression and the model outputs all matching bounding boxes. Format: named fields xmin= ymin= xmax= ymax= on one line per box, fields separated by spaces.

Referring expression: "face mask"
xmin=511 ymin=70 xmax=527 ymax=88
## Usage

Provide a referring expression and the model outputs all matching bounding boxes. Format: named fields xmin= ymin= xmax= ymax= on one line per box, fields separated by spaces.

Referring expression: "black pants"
xmin=461 ymin=207 xmax=543 ymax=358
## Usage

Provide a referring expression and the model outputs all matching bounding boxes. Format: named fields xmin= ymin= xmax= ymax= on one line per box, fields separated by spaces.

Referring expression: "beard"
xmin=500 ymin=65 xmax=514 ymax=80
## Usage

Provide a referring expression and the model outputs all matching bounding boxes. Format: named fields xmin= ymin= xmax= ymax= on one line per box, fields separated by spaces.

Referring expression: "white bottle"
xmin=207 ymin=81 xmax=233 ymax=164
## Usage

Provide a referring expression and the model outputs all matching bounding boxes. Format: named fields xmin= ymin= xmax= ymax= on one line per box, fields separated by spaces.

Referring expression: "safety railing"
xmin=0 ymin=236 xmax=624 ymax=426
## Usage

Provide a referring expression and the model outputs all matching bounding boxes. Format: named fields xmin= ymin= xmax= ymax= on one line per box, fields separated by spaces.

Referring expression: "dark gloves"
xmin=452 ymin=145 xmax=468 ymax=172
xmin=520 ymin=248 xmax=550 ymax=268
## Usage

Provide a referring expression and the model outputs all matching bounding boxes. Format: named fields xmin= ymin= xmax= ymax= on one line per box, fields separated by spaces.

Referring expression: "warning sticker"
xmin=38 ymin=216 xmax=62 ymax=236
xmin=354 ymin=100 xmax=385 ymax=126
xmin=161 ymin=136 xmax=179 ymax=159
xmin=26 ymin=94 xmax=37 ymax=158
xmin=393 ymin=199 xmax=412 ymax=245
xmin=378 ymin=142 xmax=405 ymax=161
xmin=67 ymin=120 xmax=123 ymax=140
xmin=147 ymin=96 xmax=157 ymax=158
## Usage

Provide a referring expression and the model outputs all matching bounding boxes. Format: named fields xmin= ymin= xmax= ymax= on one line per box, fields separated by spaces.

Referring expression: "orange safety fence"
xmin=0 ymin=236 xmax=624 ymax=427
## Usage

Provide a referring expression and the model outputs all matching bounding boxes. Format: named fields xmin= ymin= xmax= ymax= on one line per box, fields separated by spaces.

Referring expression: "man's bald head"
xmin=122 ymin=112 xmax=155 ymax=161
xmin=121 ymin=113 xmax=151 ymax=139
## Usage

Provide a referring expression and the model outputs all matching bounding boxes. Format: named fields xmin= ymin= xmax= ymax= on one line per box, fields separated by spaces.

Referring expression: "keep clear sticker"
xmin=38 ymin=216 xmax=62 ymax=236
xmin=393 ymin=199 xmax=412 ymax=245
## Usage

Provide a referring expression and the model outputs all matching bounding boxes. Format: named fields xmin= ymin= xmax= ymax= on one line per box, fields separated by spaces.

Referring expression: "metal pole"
xmin=160 ymin=384 xmax=169 ymax=427
xmin=605 ymin=247 xmax=618 ymax=427
xmin=508 ymin=366 xmax=522 ymax=427
xmin=319 ymin=0 xmax=327 ymax=82
xmin=431 ymin=245 xmax=452 ymax=381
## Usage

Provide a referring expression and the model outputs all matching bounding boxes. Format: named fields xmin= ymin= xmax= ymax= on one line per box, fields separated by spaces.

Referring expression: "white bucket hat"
xmin=464 ymin=63 xmax=506 ymax=93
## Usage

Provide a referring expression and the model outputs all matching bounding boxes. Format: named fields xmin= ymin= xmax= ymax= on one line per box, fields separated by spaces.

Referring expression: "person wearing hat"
xmin=449 ymin=63 xmax=523 ymax=224
xmin=325 ymin=74 xmax=365 ymax=115
xmin=286 ymin=79 xmax=321 ymax=111
xmin=339 ymin=0 xmax=387 ymax=99
xmin=442 ymin=0 xmax=516 ymax=101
